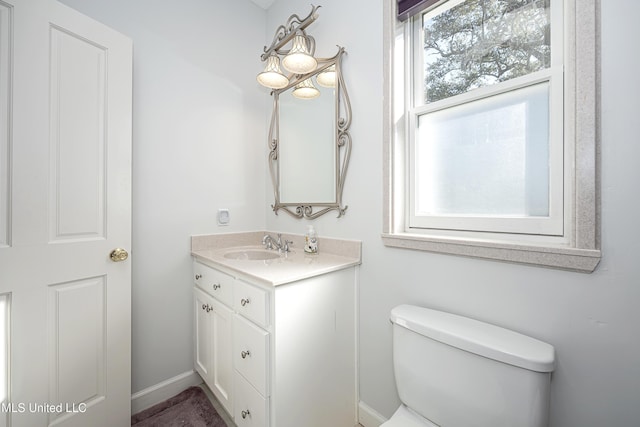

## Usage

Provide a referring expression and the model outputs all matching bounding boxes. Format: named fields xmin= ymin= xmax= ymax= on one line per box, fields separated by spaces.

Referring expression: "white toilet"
xmin=384 ymin=305 xmax=555 ymax=427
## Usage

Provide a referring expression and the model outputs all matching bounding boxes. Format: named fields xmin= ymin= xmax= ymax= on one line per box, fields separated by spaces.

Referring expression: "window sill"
xmin=381 ymin=232 xmax=601 ymax=273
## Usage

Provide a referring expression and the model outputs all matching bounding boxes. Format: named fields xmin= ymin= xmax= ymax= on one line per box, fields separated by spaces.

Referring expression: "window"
xmin=410 ymin=0 xmax=563 ymax=236
xmin=383 ymin=0 xmax=601 ymax=272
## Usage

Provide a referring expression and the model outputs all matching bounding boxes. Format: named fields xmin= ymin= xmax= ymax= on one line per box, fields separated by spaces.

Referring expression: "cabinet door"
xmin=194 ymin=288 xmax=212 ymax=382
xmin=210 ymin=299 xmax=234 ymax=414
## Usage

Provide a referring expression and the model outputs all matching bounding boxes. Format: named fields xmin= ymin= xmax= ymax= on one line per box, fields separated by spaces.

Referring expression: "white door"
xmin=0 ymin=1 xmax=132 ymax=426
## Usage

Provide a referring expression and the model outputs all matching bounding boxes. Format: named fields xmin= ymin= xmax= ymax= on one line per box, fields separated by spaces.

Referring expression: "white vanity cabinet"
xmin=193 ymin=259 xmax=357 ymax=427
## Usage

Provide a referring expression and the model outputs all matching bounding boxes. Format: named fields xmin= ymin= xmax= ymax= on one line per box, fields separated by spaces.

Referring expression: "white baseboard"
xmin=131 ymin=370 xmax=203 ymax=415
xmin=358 ymin=401 xmax=387 ymax=427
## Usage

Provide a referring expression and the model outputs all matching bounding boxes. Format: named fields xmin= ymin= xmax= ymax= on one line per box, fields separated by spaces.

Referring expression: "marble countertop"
xmin=191 ymin=231 xmax=361 ymax=286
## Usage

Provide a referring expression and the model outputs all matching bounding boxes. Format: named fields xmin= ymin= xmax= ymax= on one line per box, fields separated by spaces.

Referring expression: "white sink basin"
xmin=223 ymin=249 xmax=281 ymax=261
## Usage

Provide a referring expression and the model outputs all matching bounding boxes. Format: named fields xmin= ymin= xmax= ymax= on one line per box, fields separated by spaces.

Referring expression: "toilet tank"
xmin=390 ymin=305 xmax=555 ymax=427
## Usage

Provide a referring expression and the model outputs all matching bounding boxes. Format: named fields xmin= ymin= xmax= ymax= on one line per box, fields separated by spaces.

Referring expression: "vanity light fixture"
xmin=282 ymin=34 xmax=318 ymax=74
xmin=257 ymin=53 xmax=289 ymax=89
xmin=257 ymin=5 xmax=321 ymax=90
xmin=292 ymin=78 xmax=320 ymax=99
xmin=316 ymin=64 xmax=336 ymax=87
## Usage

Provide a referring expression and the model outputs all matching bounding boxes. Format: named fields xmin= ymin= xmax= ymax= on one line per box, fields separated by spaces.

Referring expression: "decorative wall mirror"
xmin=257 ymin=6 xmax=352 ymax=219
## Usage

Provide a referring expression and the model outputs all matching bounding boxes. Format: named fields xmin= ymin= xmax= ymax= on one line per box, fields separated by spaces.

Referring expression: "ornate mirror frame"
xmin=259 ymin=6 xmax=352 ymax=219
xmin=268 ymin=49 xmax=351 ymax=219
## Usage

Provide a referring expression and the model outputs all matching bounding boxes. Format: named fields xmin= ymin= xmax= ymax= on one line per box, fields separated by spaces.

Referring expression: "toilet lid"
xmin=381 ymin=405 xmax=439 ymax=427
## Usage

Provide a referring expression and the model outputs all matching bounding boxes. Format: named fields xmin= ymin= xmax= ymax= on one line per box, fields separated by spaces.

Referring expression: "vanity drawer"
xmin=234 ymin=371 xmax=269 ymax=427
xmin=234 ymin=279 xmax=269 ymax=327
xmin=193 ymin=262 xmax=233 ymax=306
xmin=234 ymin=314 xmax=269 ymax=397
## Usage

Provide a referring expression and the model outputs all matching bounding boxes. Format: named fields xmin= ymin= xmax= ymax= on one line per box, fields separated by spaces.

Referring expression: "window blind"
xmin=397 ymin=0 xmax=440 ymax=21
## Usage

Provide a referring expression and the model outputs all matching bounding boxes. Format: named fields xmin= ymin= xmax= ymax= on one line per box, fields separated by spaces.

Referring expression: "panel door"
xmin=0 ymin=1 xmax=132 ymax=426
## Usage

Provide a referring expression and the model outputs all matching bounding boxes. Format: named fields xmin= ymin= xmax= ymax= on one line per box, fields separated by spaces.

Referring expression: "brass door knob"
xmin=110 ymin=248 xmax=129 ymax=262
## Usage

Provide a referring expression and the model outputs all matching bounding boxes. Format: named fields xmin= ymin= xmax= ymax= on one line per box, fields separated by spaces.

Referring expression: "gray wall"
xmin=265 ymin=1 xmax=640 ymax=427
xmin=60 ymin=0 xmax=640 ymax=425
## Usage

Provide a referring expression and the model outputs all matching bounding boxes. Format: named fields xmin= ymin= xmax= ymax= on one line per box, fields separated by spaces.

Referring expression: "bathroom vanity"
xmin=191 ymin=232 xmax=361 ymax=427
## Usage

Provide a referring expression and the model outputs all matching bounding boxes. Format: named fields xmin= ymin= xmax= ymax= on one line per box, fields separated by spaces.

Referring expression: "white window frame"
xmin=382 ymin=0 xmax=601 ymax=272
xmin=408 ymin=1 xmax=564 ymax=236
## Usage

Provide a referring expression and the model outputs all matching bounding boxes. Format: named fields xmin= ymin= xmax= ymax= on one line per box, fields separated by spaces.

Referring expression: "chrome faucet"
xmin=262 ymin=233 xmax=279 ymax=249
xmin=262 ymin=233 xmax=293 ymax=253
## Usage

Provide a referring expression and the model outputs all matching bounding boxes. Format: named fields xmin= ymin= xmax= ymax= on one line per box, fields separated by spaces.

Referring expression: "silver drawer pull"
xmin=241 ymin=298 xmax=250 ymax=306
xmin=241 ymin=350 xmax=251 ymax=359
xmin=241 ymin=410 xmax=251 ymax=419
xmin=213 ymin=283 xmax=221 ymax=290
xmin=202 ymin=304 xmax=206 ymax=311
xmin=195 ymin=274 xmax=202 ymax=280
xmin=206 ymin=304 xmax=213 ymax=313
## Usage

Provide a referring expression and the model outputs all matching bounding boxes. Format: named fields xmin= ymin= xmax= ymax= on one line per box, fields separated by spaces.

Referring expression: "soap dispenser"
xmin=304 ymin=225 xmax=318 ymax=254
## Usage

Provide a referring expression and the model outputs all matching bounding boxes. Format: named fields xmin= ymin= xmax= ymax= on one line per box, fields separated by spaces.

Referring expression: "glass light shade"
xmin=292 ymin=78 xmax=320 ymax=99
xmin=282 ymin=35 xmax=318 ymax=74
xmin=316 ymin=65 xmax=336 ymax=87
xmin=257 ymin=55 xmax=289 ymax=89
